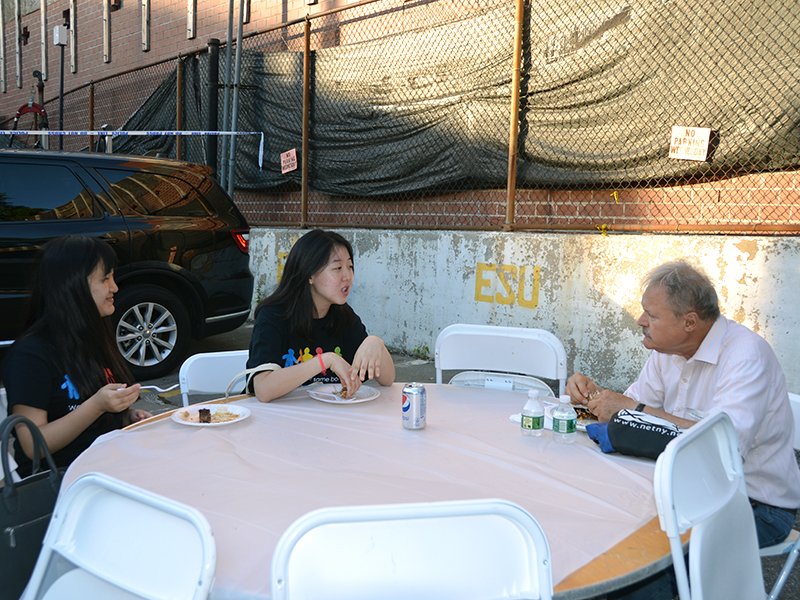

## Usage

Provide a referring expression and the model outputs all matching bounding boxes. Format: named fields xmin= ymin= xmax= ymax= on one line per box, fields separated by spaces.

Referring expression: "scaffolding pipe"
xmin=301 ymin=17 xmax=311 ymax=227
xmin=226 ymin=0 xmax=245 ymax=198
xmin=219 ymin=0 xmax=235 ymax=187
xmin=504 ymin=0 xmax=525 ymax=231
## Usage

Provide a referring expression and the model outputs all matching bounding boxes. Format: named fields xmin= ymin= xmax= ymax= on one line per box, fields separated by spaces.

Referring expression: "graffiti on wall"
xmin=474 ymin=263 xmax=540 ymax=308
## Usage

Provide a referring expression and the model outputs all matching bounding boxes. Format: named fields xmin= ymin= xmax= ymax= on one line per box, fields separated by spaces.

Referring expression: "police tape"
xmin=1 ymin=130 xmax=265 ymax=168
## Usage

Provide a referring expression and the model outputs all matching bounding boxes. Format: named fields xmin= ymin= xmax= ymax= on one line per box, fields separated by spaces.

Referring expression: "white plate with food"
xmin=574 ymin=405 xmax=599 ymax=431
xmin=172 ymin=404 xmax=251 ymax=427
xmin=308 ymin=384 xmax=380 ymax=404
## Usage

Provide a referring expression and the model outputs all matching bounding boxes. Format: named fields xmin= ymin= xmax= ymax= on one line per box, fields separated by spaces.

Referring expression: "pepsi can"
xmin=402 ymin=383 xmax=426 ymax=429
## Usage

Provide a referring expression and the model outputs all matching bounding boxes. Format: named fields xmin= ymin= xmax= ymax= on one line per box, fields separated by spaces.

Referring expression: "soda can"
xmin=402 ymin=383 xmax=426 ymax=429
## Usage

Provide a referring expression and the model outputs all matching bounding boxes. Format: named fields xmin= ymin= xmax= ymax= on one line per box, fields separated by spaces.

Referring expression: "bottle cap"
xmin=527 ymin=389 xmax=539 ymax=399
xmin=560 ymin=395 xmax=571 ymax=404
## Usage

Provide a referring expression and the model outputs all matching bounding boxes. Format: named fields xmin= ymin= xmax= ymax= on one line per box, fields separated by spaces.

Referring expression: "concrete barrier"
xmin=249 ymin=228 xmax=800 ymax=394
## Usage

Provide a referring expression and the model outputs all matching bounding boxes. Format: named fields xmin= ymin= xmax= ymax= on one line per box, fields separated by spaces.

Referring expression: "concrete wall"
xmin=249 ymin=228 xmax=800 ymax=393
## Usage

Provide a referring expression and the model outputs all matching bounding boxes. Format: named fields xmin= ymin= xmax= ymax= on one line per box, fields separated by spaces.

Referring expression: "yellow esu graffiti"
xmin=474 ymin=263 xmax=540 ymax=308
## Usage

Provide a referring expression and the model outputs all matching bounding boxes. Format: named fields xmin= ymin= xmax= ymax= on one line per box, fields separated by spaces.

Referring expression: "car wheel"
xmin=112 ymin=285 xmax=191 ymax=380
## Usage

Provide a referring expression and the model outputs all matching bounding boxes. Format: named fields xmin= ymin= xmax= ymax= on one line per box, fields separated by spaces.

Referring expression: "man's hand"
xmin=587 ymin=390 xmax=638 ymax=422
xmin=565 ymin=372 xmax=602 ymax=405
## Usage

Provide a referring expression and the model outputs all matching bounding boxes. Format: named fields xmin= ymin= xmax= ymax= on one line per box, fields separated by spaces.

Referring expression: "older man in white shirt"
xmin=567 ymin=259 xmax=800 ymax=549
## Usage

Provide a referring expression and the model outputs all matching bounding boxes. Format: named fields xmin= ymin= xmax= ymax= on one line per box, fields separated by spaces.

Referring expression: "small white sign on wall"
xmin=281 ymin=149 xmax=298 ymax=174
xmin=669 ymin=126 xmax=711 ymax=161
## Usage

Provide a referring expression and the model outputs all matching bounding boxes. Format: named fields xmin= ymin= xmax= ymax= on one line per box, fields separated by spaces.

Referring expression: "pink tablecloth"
xmin=63 ymin=383 xmax=657 ymax=599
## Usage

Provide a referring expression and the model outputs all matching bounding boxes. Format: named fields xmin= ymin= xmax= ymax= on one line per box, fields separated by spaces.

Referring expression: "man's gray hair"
xmin=643 ymin=260 xmax=720 ymax=321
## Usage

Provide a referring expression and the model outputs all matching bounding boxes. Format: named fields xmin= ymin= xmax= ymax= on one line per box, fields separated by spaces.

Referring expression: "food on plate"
xmin=337 ymin=385 xmax=348 ymax=398
xmin=179 ymin=407 xmax=242 ymax=424
xmin=574 ymin=404 xmax=598 ymax=424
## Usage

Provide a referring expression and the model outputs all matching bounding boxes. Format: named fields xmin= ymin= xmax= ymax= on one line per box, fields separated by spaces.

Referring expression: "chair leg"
xmin=668 ymin=537 xmax=691 ymax=600
xmin=767 ymin=543 xmax=800 ymax=600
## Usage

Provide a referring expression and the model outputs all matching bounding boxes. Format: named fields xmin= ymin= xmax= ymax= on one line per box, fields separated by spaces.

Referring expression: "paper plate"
xmin=308 ymin=384 xmax=380 ymax=404
xmin=172 ymin=404 xmax=251 ymax=427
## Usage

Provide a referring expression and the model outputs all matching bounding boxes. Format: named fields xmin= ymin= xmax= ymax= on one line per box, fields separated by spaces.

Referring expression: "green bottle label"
xmin=553 ymin=417 xmax=576 ymax=434
xmin=521 ymin=415 xmax=544 ymax=430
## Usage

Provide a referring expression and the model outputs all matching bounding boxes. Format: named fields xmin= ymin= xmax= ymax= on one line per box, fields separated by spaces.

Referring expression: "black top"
xmin=2 ymin=336 xmax=124 ymax=477
xmin=247 ymin=303 xmax=369 ymax=388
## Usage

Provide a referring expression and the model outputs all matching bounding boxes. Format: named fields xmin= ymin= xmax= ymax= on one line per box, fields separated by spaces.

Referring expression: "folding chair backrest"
xmin=654 ymin=412 xmax=761 ymax=600
xmin=788 ymin=392 xmax=800 ymax=451
xmin=434 ymin=324 xmax=567 ymax=396
xmin=271 ymin=498 xmax=553 ymax=600
xmin=687 ymin=488 xmax=765 ymax=600
xmin=179 ymin=350 xmax=249 ymax=406
xmin=22 ymin=472 xmax=216 ymax=600
xmin=448 ymin=371 xmax=556 ymax=398
xmin=0 ymin=389 xmax=19 ymax=486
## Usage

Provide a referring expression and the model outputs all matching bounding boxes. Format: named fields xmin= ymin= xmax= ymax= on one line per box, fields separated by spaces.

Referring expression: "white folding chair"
xmin=434 ymin=323 xmax=567 ymax=397
xmin=21 ymin=472 xmax=216 ymax=600
xmin=759 ymin=391 xmax=800 ymax=600
xmin=178 ymin=349 xmax=249 ymax=406
xmin=654 ymin=412 xmax=765 ymax=600
xmin=271 ymin=498 xmax=553 ymax=600
xmin=1 ymin=391 xmax=22 ymax=486
xmin=787 ymin=392 xmax=800 ymax=451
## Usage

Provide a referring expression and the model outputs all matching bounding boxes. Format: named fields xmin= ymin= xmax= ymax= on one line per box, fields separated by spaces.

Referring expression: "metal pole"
xmin=505 ymin=0 xmax=525 ymax=231
xmin=226 ymin=0 xmax=245 ymax=198
xmin=176 ymin=57 xmax=183 ymax=160
xmin=58 ymin=43 xmax=64 ymax=150
xmin=206 ymin=38 xmax=220 ymax=170
xmin=89 ymin=82 xmax=95 ymax=151
xmin=219 ymin=0 xmax=234 ymax=187
xmin=301 ymin=17 xmax=311 ymax=227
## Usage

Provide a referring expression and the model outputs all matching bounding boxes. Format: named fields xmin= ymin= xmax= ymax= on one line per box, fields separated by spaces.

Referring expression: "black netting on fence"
xmin=7 ymin=0 xmax=800 ymax=230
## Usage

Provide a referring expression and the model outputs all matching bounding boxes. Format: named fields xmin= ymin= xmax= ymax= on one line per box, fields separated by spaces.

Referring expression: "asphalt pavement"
xmin=134 ymin=323 xmax=800 ymax=599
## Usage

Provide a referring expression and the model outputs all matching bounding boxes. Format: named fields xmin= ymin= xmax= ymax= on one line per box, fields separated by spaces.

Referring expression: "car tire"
xmin=112 ymin=285 xmax=191 ymax=381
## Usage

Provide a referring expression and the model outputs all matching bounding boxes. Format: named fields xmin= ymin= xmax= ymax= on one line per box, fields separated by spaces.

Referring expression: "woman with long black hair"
xmin=2 ymin=236 xmax=150 ymax=476
xmin=247 ymin=229 xmax=395 ymax=402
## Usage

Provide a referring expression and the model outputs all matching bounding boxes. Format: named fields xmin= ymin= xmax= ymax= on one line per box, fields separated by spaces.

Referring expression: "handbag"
xmin=586 ymin=408 xmax=685 ymax=460
xmin=0 ymin=415 xmax=64 ymax=600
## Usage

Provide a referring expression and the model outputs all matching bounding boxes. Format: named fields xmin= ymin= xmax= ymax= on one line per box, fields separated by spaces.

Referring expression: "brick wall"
xmin=1 ymin=0 xmax=365 ymax=123
xmin=236 ymin=169 xmax=800 ymax=232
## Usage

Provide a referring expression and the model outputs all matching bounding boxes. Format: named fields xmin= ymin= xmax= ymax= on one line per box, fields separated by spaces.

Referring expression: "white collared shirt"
xmin=626 ymin=315 xmax=800 ymax=509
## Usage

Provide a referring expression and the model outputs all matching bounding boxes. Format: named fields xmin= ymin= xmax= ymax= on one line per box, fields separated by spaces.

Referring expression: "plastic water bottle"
xmin=521 ymin=390 xmax=544 ymax=437
xmin=552 ymin=395 xmax=577 ymax=444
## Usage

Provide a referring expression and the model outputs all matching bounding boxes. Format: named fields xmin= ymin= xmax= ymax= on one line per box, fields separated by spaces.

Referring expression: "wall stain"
xmin=734 ymin=240 xmax=759 ymax=261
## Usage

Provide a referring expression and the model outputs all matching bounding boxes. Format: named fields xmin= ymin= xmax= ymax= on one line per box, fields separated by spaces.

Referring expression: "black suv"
xmin=0 ymin=150 xmax=254 ymax=380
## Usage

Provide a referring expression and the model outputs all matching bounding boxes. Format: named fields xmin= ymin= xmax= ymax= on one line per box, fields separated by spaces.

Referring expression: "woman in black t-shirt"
xmin=247 ymin=229 xmax=395 ymax=402
xmin=2 ymin=236 xmax=151 ymax=476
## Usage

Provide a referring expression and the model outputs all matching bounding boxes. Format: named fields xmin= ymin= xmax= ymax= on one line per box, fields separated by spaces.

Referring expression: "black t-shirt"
xmin=247 ymin=303 xmax=369 ymax=387
xmin=1 ymin=336 xmax=124 ymax=477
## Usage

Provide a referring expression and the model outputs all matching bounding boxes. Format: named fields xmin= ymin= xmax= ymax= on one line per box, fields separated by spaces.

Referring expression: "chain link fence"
xmin=3 ymin=0 xmax=799 ymax=233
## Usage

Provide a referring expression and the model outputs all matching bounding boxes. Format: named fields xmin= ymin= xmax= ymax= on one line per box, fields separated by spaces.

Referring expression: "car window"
xmin=0 ymin=163 xmax=97 ymax=221
xmin=96 ymin=169 xmax=213 ymax=217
